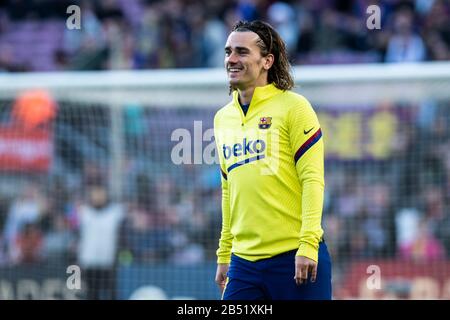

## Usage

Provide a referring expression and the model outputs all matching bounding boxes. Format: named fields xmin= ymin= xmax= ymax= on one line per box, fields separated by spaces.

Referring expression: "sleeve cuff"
xmin=217 ymin=256 xmax=231 ymax=264
xmin=296 ymin=242 xmax=319 ymax=262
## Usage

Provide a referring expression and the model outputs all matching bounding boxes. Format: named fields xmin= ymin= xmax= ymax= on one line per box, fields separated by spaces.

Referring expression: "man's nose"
xmin=227 ymin=52 xmax=239 ymax=64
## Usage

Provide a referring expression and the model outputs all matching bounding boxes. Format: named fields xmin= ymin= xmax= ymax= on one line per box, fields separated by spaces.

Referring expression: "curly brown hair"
xmin=229 ymin=20 xmax=294 ymax=93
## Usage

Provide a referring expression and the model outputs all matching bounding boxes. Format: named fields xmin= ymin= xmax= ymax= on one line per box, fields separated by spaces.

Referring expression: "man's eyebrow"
xmin=224 ymin=46 xmax=250 ymax=52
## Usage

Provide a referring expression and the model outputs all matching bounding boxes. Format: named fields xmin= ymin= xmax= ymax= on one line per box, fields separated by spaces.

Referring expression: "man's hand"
xmin=294 ymin=256 xmax=317 ymax=285
xmin=215 ymin=264 xmax=229 ymax=293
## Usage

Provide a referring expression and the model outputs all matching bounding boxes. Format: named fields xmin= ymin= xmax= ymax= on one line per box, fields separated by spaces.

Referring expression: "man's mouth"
xmin=228 ymin=67 xmax=243 ymax=73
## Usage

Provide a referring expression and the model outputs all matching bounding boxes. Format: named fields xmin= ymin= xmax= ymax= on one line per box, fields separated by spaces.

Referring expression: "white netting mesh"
xmin=0 ymin=62 xmax=450 ymax=299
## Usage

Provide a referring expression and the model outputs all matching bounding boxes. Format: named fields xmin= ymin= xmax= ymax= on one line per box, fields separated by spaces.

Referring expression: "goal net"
xmin=0 ymin=62 xmax=449 ymax=299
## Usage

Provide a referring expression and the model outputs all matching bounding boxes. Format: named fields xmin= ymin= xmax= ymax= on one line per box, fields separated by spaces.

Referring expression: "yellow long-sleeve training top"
xmin=214 ymin=83 xmax=325 ymax=264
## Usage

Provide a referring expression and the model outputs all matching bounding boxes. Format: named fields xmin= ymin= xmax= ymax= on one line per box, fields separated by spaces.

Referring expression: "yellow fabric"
xmin=214 ymin=83 xmax=325 ymax=263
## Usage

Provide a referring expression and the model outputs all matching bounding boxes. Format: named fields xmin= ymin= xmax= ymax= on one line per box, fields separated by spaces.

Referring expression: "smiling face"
xmin=224 ymin=31 xmax=274 ymax=91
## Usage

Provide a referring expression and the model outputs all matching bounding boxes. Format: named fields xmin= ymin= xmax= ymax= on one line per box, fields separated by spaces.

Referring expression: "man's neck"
xmin=238 ymin=81 xmax=269 ymax=105
xmin=238 ymin=87 xmax=255 ymax=106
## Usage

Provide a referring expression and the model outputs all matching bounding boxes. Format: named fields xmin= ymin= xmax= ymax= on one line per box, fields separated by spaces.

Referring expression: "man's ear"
xmin=263 ymin=54 xmax=274 ymax=70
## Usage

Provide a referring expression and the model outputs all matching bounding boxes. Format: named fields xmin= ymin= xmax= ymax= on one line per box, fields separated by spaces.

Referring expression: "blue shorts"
xmin=223 ymin=242 xmax=332 ymax=300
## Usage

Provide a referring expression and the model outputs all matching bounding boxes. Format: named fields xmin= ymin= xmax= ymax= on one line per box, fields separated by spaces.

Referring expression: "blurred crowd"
xmin=0 ymin=162 xmax=218 ymax=266
xmin=0 ymin=0 xmax=449 ymax=72
xmin=324 ymin=101 xmax=450 ymax=275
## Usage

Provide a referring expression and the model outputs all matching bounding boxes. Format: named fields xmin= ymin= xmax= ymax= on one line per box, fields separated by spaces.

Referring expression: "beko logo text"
xmin=223 ymin=139 xmax=266 ymax=159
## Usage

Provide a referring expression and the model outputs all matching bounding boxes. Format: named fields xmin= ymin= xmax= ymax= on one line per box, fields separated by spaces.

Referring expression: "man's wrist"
xmin=296 ymin=242 xmax=318 ymax=262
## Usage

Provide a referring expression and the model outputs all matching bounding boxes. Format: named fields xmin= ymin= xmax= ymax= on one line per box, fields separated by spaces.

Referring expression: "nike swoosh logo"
xmin=304 ymin=127 xmax=314 ymax=135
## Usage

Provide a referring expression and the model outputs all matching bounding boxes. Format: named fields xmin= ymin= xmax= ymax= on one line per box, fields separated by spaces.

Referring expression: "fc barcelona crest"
xmin=259 ymin=117 xmax=272 ymax=129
